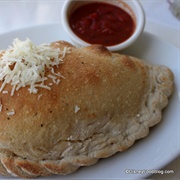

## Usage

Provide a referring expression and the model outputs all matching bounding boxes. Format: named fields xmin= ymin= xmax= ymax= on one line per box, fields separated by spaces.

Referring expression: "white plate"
xmin=0 ymin=24 xmax=179 ymax=179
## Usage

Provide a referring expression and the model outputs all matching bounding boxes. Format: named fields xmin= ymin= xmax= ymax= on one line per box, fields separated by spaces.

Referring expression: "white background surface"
xmin=0 ymin=0 xmax=179 ymax=179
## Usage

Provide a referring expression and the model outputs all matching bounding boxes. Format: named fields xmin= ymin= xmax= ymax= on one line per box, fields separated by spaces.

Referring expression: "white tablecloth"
xmin=0 ymin=0 xmax=179 ymax=179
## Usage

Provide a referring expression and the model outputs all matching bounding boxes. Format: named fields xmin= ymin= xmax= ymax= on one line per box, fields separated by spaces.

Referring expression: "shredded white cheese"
xmin=136 ymin=114 xmax=140 ymax=117
xmin=37 ymin=94 xmax=43 ymax=100
xmin=2 ymin=90 xmax=8 ymax=94
xmin=67 ymin=135 xmax=73 ymax=140
xmin=0 ymin=38 xmax=69 ymax=96
xmin=7 ymin=109 xmax=15 ymax=116
xmin=55 ymin=79 xmax=60 ymax=85
xmin=0 ymin=99 xmax=2 ymax=112
xmin=74 ymin=105 xmax=80 ymax=113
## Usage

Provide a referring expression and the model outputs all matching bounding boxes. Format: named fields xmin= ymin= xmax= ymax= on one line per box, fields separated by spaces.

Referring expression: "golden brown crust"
xmin=0 ymin=41 xmax=174 ymax=178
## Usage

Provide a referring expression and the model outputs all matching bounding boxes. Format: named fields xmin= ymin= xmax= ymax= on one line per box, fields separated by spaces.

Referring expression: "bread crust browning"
xmin=0 ymin=41 xmax=174 ymax=178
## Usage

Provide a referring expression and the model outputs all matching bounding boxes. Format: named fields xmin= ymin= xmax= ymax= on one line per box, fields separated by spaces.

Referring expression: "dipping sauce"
xmin=69 ymin=2 xmax=135 ymax=46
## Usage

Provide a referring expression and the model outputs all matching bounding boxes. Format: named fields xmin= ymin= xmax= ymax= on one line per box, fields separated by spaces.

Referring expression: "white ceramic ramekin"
xmin=61 ymin=0 xmax=145 ymax=52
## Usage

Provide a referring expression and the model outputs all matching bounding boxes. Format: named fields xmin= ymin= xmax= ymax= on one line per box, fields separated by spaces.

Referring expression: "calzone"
xmin=0 ymin=39 xmax=174 ymax=178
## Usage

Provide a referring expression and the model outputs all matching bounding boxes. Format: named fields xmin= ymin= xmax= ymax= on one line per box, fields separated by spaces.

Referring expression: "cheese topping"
xmin=74 ymin=105 xmax=80 ymax=113
xmin=0 ymin=99 xmax=2 ymax=112
xmin=7 ymin=109 xmax=15 ymax=116
xmin=0 ymin=38 xmax=69 ymax=95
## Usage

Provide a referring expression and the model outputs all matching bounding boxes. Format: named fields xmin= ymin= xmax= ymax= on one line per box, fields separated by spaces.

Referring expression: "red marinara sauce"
xmin=69 ymin=2 xmax=135 ymax=46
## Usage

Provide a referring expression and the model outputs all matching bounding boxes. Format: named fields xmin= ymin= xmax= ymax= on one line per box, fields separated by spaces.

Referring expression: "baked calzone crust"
xmin=0 ymin=40 xmax=174 ymax=178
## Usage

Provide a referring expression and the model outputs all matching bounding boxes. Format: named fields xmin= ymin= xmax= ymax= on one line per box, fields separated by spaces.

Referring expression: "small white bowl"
xmin=61 ymin=0 xmax=145 ymax=52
